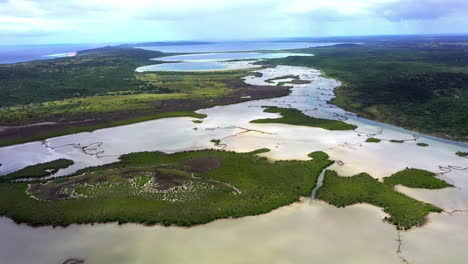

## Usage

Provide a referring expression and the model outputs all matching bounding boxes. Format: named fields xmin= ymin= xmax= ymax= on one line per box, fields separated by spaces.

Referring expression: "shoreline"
xmin=0 ymin=73 xmax=290 ymax=147
xmin=1 ymin=196 xmax=309 ymax=229
xmin=311 ymin=68 xmax=468 ymax=144
xmin=0 ymin=197 xmax=378 ymax=229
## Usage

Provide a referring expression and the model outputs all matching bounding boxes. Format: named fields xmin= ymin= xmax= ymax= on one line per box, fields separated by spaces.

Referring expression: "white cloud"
xmin=0 ymin=0 xmax=45 ymax=17
xmin=0 ymin=0 xmax=467 ymax=44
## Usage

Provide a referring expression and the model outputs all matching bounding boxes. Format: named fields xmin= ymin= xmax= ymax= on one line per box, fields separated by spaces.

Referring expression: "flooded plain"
xmin=0 ymin=52 xmax=467 ymax=263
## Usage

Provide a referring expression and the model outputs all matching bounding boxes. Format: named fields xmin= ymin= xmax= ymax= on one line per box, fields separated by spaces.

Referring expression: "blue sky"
xmin=1 ymin=0 xmax=468 ymax=45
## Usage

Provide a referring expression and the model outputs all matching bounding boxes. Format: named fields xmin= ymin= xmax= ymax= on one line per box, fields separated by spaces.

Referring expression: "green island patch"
xmin=416 ymin=143 xmax=429 ymax=147
xmin=456 ymin=151 xmax=468 ymax=157
xmin=317 ymin=170 xmax=442 ymax=229
xmin=1 ymin=159 xmax=74 ymax=182
xmin=383 ymin=168 xmax=453 ymax=189
xmin=390 ymin=140 xmax=405 ymax=143
xmin=365 ymin=137 xmax=381 ymax=143
xmin=250 ymin=107 xmax=357 ymax=130
xmin=0 ymin=149 xmax=333 ymax=226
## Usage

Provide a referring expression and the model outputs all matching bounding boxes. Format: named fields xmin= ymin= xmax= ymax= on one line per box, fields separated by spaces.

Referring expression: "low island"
xmin=250 ymin=106 xmax=357 ymax=130
xmin=0 ymin=149 xmax=333 ymax=226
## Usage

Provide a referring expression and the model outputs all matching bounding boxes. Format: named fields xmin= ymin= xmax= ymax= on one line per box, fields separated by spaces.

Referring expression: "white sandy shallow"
xmin=1 ymin=199 xmax=467 ymax=264
xmin=401 ymin=211 xmax=468 ymax=263
xmin=0 ymin=200 xmax=402 ymax=264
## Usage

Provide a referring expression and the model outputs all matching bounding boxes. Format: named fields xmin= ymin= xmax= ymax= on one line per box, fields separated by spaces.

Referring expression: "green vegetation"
xmin=365 ymin=137 xmax=381 ymax=143
xmin=317 ymin=170 xmax=442 ymax=229
xmin=262 ymin=42 xmax=468 ymax=141
xmin=383 ymin=168 xmax=453 ymax=189
xmin=0 ymin=47 xmax=166 ymax=107
xmin=417 ymin=142 xmax=429 ymax=147
xmin=456 ymin=151 xmax=468 ymax=157
xmin=0 ymin=149 xmax=333 ymax=226
xmin=0 ymin=47 xmax=290 ymax=147
xmin=0 ymin=111 xmax=206 ymax=147
xmin=2 ymin=93 xmax=200 ymax=125
xmin=192 ymin=120 xmax=203 ymax=124
xmin=390 ymin=140 xmax=405 ymax=143
xmin=210 ymin=139 xmax=221 ymax=146
xmin=0 ymin=58 xmax=253 ymax=125
xmin=1 ymin=159 xmax=74 ymax=182
xmin=250 ymin=107 xmax=357 ymax=130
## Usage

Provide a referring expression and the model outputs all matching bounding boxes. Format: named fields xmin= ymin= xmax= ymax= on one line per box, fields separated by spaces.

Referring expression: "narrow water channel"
xmin=311 ymin=164 xmax=332 ymax=200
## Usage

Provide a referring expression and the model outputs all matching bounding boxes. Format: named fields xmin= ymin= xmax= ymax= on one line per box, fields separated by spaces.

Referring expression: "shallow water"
xmin=136 ymin=61 xmax=235 ymax=72
xmin=1 ymin=199 xmax=466 ymax=264
xmin=401 ymin=211 xmax=468 ymax=263
xmin=138 ymin=41 xmax=340 ymax=53
xmin=1 ymin=54 xmax=468 ymax=263
xmin=0 ymin=200 xmax=402 ymax=264
xmin=135 ymin=52 xmax=312 ymax=72
xmin=157 ymin=52 xmax=314 ymax=62
xmin=396 ymin=184 xmax=468 ymax=211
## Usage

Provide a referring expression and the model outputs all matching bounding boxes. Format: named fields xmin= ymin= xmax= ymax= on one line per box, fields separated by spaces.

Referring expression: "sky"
xmin=1 ymin=0 xmax=468 ymax=45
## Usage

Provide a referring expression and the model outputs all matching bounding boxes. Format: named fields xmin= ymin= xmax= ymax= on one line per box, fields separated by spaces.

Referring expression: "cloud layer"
xmin=0 ymin=0 xmax=467 ymax=44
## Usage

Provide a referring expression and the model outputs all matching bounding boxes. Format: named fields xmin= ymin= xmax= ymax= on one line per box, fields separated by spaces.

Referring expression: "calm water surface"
xmin=138 ymin=41 xmax=339 ymax=53
xmin=157 ymin=52 xmax=313 ymax=62
xmin=0 ymin=44 xmax=103 ymax=64
xmin=136 ymin=52 xmax=313 ymax=72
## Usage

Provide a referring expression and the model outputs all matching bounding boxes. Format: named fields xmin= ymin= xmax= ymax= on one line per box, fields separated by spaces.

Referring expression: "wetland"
xmin=1 ymin=39 xmax=468 ymax=264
